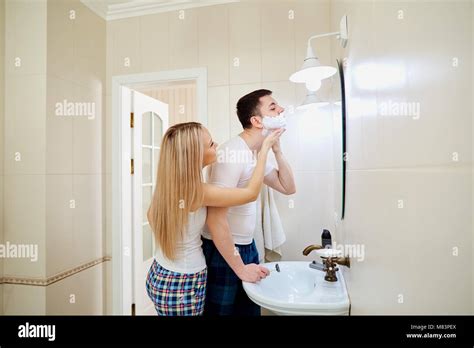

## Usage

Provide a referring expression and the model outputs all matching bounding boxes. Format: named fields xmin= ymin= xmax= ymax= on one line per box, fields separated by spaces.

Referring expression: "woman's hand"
xmin=261 ymin=128 xmax=285 ymax=153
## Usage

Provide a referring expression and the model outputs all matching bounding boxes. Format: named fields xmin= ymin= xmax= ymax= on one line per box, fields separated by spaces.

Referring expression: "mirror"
xmin=331 ymin=59 xmax=347 ymax=220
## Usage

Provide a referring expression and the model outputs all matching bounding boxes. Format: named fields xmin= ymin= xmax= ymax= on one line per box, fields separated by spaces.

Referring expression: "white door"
xmin=132 ymin=90 xmax=169 ymax=315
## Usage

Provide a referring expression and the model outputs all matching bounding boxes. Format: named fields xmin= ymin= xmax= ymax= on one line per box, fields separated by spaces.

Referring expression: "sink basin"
xmin=242 ymin=261 xmax=350 ymax=315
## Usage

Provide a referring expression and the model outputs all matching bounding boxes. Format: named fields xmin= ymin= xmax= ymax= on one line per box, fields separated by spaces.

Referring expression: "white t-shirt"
xmin=202 ymin=136 xmax=275 ymax=245
xmin=154 ymin=206 xmax=207 ymax=274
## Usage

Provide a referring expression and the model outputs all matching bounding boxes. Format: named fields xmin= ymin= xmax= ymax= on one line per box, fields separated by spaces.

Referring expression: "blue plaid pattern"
xmin=146 ymin=259 xmax=207 ymax=316
xmin=202 ymin=237 xmax=261 ymax=316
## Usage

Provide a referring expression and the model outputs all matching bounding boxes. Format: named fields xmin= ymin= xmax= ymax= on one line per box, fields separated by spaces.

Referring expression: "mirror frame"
xmin=336 ymin=59 xmax=347 ymax=220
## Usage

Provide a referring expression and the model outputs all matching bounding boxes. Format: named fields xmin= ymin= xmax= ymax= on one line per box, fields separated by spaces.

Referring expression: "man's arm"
xmin=264 ymin=150 xmax=296 ymax=195
xmin=206 ymin=207 xmax=269 ymax=283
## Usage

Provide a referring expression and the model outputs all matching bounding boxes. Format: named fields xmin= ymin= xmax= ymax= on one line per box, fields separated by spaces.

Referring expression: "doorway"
xmin=111 ymin=68 xmax=207 ymax=315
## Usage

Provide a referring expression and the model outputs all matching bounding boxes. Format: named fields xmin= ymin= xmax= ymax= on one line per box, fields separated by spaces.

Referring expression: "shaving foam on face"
xmin=261 ymin=114 xmax=287 ymax=136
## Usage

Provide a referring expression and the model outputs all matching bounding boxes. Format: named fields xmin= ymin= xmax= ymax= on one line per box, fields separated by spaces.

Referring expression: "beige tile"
xmin=4 ymin=74 xmax=46 ymax=175
xmin=46 ymin=76 xmax=74 ymax=174
xmin=72 ymin=86 xmax=103 ymax=174
xmin=228 ymin=2 xmax=261 ymax=85
xmin=340 ymin=169 xmax=471 ymax=314
xmin=3 ymin=174 xmax=46 ymax=279
xmin=0 ymin=0 xmax=4 ymax=315
xmin=107 ymin=17 xmax=141 ymax=78
xmin=47 ymin=0 xmax=75 ymax=82
xmin=370 ymin=1 xmax=472 ymax=169
xmin=169 ymin=8 xmax=199 ymax=70
xmin=229 ymin=83 xmax=262 ymax=136
xmin=198 ymin=4 xmax=229 ymax=86
xmin=278 ymin=171 xmax=334 ymax=261
xmin=207 ymin=86 xmax=230 ymax=146
xmin=5 ymin=0 xmax=47 ymax=76
xmin=72 ymin=175 xmax=103 ymax=265
xmin=74 ymin=0 xmax=106 ymax=62
xmin=72 ymin=0 xmax=106 ymax=92
xmin=140 ymin=12 xmax=170 ymax=73
xmin=261 ymin=1 xmax=295 ymax=82
xmin=46 ymin=262 xmax=104 ymax=315
xmin=74 ymin=55 xmax=105 ymax=94
xmin=0 ymin=0 xmax=4 ymax=176
xmin=3 ymin=284 xmax=46 ymax=315
xmin=45 ymin=175 xmax=74 ymax=277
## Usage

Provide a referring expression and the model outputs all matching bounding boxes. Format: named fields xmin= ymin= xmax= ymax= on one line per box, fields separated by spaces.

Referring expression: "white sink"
xmin=242 ymin=261 xmax=350 ymax=315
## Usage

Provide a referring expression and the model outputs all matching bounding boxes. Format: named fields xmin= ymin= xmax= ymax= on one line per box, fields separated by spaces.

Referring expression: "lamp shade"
xmin=290 ymin=45 xmax=337 ymax=83
xmin=290 ymin=57 xmax=337 ymax=83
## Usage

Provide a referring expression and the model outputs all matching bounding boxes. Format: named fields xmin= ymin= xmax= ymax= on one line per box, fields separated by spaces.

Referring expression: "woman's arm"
xmin=202 ymin=129 xmax=284 ymax=208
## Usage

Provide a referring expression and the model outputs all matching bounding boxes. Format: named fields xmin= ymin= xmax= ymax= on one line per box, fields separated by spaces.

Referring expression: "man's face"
xmin=257 ymin=95 xmax=285 ymax=117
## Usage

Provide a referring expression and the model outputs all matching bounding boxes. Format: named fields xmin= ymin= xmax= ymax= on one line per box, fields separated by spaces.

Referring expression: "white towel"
xmin=254 ymin=186 xmax=286 ymax=263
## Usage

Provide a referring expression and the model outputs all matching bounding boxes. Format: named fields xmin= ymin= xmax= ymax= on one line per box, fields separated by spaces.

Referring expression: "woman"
xmin=145 ymin=121 xmax=283 ymax=316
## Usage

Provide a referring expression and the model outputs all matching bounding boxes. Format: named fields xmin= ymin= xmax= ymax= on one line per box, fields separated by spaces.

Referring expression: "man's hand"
xmin=236 ymin=263 xmax=270 ymax=283
xmin=271 ymin=136 xmax=281 ymax=154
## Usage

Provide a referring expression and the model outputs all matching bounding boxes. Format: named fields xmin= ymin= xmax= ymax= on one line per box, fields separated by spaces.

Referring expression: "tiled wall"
xmin=330 ymin=0 xmax=472 ymax=314
xmin=472 ymin=1 xmax=474 ymax=315
xmin=0 ymin=0 xmax=4 ymax=315
xmin=2 ymin=0 xmax=106 ymax=314
xmin=45 ymin=0 xmax=106 ymax=315
xmin=3 ymin=0 xmax=47 ymax=314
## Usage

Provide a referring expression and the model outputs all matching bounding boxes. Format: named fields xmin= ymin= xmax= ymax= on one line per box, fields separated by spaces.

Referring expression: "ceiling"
xmin=80 ymin=0 xmax=239 ymax=21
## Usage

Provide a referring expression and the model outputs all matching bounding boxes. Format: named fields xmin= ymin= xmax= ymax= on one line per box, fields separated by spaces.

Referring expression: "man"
xmin=202 ymin=89 xmax=296 ymax=316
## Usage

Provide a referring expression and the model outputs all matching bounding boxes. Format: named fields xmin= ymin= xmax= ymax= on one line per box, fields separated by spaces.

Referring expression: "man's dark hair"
xmin=236 ymin=89 xmax=272 ymax=129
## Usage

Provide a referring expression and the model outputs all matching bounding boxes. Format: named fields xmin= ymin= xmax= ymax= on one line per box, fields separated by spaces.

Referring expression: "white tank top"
xmin=154 ymin=206 xmax=207 ymax=274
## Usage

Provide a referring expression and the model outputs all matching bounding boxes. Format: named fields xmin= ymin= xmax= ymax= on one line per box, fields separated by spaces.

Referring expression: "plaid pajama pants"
xmin=146 ymin=258 xmax=207 ymax=316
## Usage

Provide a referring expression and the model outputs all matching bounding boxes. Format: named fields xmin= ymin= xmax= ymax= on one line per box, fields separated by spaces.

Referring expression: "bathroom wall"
xmin=330 ymin=0 xmax=472 ymax=314
xmin=45 ymin=0 xmax=106 ymax=315
xmin=0 ymin=0 xmax=4 ymax=315
xmin=3 ymin=0 xmax=48 ymax=314
xmin=3 ymin=0 xmax=106 ymax=314
xmin=104 ymin=0 xmax=335 ymax=313
xmin=472 ymin=0 xmax=474 ymax=316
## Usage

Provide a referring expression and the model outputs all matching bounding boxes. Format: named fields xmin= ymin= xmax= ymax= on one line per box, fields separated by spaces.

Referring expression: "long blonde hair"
xmin=148 ymin=122 xmax=204 ymax=260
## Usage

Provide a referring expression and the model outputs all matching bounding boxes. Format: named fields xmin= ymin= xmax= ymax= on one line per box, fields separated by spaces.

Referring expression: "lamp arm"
xmin=306 ymin=31 xmax=341 ymax=47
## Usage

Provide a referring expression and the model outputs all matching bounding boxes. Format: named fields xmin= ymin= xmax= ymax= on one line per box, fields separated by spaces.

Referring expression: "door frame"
xmin=111 ymin=68 xmax=207 ymax=315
